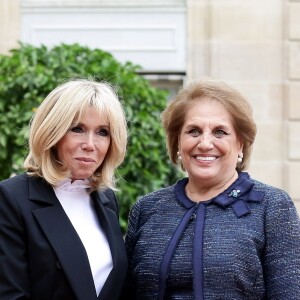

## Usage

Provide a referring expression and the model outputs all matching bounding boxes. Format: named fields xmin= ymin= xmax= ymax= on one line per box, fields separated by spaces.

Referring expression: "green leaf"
xmin=0 ymin=42 xmax=181 ymax=232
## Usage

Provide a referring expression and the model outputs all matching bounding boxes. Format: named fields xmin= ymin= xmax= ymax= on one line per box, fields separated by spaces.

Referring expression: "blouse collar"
xmin=175 ymin=172 xmax=265 ymax=218
xmin=55 ymin=178 xmax=90 ymax=192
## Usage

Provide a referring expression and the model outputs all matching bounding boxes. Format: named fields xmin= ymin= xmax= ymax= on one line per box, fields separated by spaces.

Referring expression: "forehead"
xmin=74 ymin=105 xmax=109 ymax=124
xmin=184 ymin=100 xmax=233 ymax=126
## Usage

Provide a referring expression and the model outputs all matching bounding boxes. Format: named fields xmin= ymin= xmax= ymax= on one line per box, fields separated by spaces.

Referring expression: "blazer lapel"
xmin=92 ymin=192 xmax=127 ymax=300
xmin=29 ymin=177 xmax=97 ymax=300
xmin=92 ymin=192 xmax=120 ymax=262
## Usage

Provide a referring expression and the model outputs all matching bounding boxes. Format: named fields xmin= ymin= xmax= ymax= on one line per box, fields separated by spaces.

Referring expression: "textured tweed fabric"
xmin=123 ymin=172 xmax=300 ymax=300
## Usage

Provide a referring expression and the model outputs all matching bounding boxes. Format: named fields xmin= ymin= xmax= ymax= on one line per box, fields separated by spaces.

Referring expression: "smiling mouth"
xmin=194 ymin=156 xmax=217 ymax=161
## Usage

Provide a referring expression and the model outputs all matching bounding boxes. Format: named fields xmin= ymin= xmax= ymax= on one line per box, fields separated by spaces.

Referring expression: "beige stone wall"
xmin=287 ymin=0 xmax=300 ymax=211
xmin=0 ymin=0 xmax=20 ymax=55
xmin=187 ymin=0 xmax=300 ymax=212
xmin=1 ymin=0 xmax=299 ymax=210
xmin=22 ymin=0 xmax=185 ymax=6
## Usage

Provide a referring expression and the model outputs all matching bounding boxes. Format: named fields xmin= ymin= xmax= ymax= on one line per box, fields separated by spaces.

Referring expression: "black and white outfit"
xmin=0 ymin=173 xmax=127 ymax=300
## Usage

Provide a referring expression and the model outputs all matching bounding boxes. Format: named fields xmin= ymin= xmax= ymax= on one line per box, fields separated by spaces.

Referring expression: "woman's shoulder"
xmin=0 ymin=173 xmax=29 ymax=187
xmin=248 ymin=175 xmax=294 ymax=208
xmin=0 ymin=174 xmax=32 ymax=210
xmin=0 ymin=173 xmax=49 ymax=195
xmin=138 ymin=183 xmax=177 ymax=202
xmin=251 ymin=176 xmax=290 ymax=196
xmin=131 ymin=183 xmax=177 ymax=214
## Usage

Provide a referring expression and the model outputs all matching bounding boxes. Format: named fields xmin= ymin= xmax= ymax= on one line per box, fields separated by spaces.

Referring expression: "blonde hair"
xmin=24 ymin=78 xmax=128 ymax=191
xmin=162 ymin=78 xmax=256 ymax=171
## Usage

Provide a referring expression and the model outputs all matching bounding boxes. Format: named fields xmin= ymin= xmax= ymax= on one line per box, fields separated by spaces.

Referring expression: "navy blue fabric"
xmin=193 ymin=203 xmax=206 ymax=300
xmin=158 ymin=207 xmax=195 ymax=299
xmin=123 ymin=172 xmax=300 ymax=299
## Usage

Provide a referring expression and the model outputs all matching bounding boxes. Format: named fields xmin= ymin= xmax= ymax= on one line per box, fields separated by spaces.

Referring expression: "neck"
xmin=186 ymin=171 xmax=238 ymax=202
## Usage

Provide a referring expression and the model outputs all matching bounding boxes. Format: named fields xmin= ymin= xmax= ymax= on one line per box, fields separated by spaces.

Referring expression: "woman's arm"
xmin=263 ymin=189 xmax=300 ymax=299
xmin=0 ymin=185 xmax=30 ymax=299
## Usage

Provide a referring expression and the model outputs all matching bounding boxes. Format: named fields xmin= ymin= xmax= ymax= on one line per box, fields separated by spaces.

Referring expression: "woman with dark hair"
xmin=123 ymin=79 xmax=300 ymax=299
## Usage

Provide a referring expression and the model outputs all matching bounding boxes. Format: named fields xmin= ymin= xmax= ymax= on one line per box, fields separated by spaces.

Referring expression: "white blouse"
xmin=54 ymin=179 xmax=113 ymax=296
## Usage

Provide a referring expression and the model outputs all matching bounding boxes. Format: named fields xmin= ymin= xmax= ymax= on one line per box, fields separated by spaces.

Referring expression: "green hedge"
xmin=0 ymin=43 xmax=181 ymax=230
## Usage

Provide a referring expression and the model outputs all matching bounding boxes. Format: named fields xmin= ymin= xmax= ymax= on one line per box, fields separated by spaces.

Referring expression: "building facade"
xmin=1 ymin=0 xmax=299 ymax=211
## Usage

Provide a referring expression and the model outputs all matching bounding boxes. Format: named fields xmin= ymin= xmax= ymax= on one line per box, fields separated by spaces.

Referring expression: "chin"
xmin=72 ymin=174 xmax=91 ymax=180
xmin=193 ymin=172 xmax=216 ymax=181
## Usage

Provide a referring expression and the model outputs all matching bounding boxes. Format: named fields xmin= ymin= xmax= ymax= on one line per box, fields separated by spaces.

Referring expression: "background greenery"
xmin=0 ymin=43 xmax=181 ymax=230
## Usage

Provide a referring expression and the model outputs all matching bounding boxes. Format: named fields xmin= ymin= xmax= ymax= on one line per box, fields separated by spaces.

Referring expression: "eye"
xmin=214 ymin=129 xmax=228 ymax=138
xmin=70 ymin=126 xmax=83 ymax=133
xmin=187 ymin=128 xmax=201 ymax=137
xmin=97 ymin=128 xmax=110 ymax=137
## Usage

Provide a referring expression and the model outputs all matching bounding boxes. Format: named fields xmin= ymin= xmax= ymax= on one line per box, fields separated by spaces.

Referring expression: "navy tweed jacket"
xmin=123 ymin=172 xmax=300 ymax=299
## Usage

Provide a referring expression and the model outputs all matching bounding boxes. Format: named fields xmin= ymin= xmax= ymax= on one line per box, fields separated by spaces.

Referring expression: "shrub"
xmin=0 ymin=43 xmax=180 ymax=230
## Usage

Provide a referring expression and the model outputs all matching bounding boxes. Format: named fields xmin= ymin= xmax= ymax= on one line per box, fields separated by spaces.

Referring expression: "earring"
xmin=237 ymin=153 xmax=243 ymax=163
xmin=177 ymin=151 xmax=182 ymax=160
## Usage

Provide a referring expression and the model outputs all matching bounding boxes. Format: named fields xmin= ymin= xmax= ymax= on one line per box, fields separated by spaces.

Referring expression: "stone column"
xmin=286 ymin=1 xmax=300 ymax=211
xmin=186 ymin=0 xmax=212 ymax=79
xmin=0 ymin=0 xmax=21 ymax=54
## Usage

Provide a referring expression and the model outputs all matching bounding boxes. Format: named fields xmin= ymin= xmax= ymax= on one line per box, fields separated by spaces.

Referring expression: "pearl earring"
xmin=177 ymin=151 xmax=182 ymax=160
xmin=237 ymin=153 xmax=243 ymax=163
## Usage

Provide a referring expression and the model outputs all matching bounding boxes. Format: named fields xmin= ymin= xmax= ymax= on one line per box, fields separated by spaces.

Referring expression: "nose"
xmin=197 ymin=133 xmax=213 ymax=150
xmin=82 ymin=133 xmax=95 ymax=151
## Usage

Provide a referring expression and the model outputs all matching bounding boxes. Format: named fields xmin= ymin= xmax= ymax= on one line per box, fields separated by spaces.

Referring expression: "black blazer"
xmin=0 ymin=173 xmax=127 ymax=300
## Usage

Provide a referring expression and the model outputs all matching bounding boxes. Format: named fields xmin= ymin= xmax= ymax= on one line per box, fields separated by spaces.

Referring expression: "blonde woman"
xmin=0 ymin=79 xmax=128 ymax=300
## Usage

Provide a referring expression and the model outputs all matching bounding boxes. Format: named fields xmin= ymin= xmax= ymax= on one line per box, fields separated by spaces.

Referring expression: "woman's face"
xmin=56 ymin=106 xmax=111 ymax=181
xmin=178 ymin=100 xmax=243 ymax=187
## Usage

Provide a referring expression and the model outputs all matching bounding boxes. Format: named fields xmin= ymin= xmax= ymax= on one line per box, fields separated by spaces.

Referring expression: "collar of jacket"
xmin=175 ymin=172 xmax=265 ymax=218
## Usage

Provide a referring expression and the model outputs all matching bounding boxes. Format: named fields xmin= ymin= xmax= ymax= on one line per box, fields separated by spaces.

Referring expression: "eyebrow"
xmin=71 ymin=122 xmax=110 ymax=129
xmin=99 ymin=125 xmax=110 ymax=130
xmin=184 ymin=121 xmax=230 ymax=129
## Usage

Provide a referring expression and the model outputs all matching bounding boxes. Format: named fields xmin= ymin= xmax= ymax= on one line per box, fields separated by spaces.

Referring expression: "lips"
xmin=75 ymin=157 xmax=96 ymax=163
xmin=194 ymin=155 xmax=217 ymax=161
